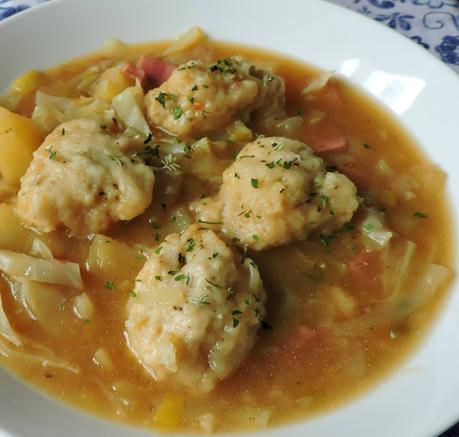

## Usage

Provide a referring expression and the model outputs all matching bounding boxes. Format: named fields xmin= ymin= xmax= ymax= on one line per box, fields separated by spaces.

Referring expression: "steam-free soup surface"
xmin=0 ymin=30 xmax=454 ymax=434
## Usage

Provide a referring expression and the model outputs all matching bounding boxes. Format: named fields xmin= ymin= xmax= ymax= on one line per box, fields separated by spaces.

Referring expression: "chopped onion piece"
xmin=302 ymin=71 xmax=334 ymax=95
xmin=408 ymin=263 xmax=452 ymax=311
xmin=74 ymin=293 xmax=94 ymax=321
xmin=112 ymin=84 xmax=151 ymax=137
xmin=93 ymin=348 xmax=114 ymax=371
xmin=360 ymin=212 xmax=393 ymax=250
xmin=0 ymin=249 xmax=83 ymax=289
xmin=0 ymin=293 xmax=21 ymax=346
xmin=30 ymin=238 xmax=53 ymax=260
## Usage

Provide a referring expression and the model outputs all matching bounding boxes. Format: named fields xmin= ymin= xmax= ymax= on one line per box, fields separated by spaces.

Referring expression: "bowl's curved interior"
xmin=0 ymin=1 xmax=458 ymax=437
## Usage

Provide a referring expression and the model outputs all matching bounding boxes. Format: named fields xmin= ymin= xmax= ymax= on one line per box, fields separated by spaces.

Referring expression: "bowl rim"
xmin=0 ymin=1 xmax=458 ymax=436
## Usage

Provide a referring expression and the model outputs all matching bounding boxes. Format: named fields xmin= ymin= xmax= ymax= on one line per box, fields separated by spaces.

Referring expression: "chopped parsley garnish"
xmin=188 ymin=96 xmax=195 ymax=104
xmin=154 ymin=245 xmax=163 ymax=254
xmin=272 ymin=142 xmax=281 ymax=151
xmin=191 ymin=294 xmax=210 ymax=305
xmin=143 ymin=133 xmax=153 ymax=144
xmin=205 ymin=278 xmax=222 ymax=289
xmin=244 ymin=297 xmax=252 ymax=305
xmin=266 ymin=162 xmax=276 ymax=169
xmin=186 ymin=238 xmax=195 ymax=252
xmin=161 ymin=154 xmax=181 ymax=172
xmin=130 ymin=291 xmax=137 ymax=298
xmin=363 ymin=223 xmax=374 ymax=231
xmin=340 ymin=223 xmax=355 ymax=232
xmin=232 ymin=318 xmax=240 ymax=328
xmin=413 ymin=211 xmax=428 ymax=218
xmin=238 ymin=155 xmax=255 ymax=159
xmin=104 ymin=281 xmax=115 ymax=290
xmin=283 ymin=160 xmax=293 ymax=170
xmin=231 ymin=309 xmax=242 ymax=316
xmin=252 ymin=234 xmax=260 ymax=241
xmin=149 ymin=220 xmax=161 ymax=229
xmin=154 ymin=275 xmax=162 ymax=281
xmin=320 ymin=195 xmax=329 ymax=208
xmin=234 ymin=172 xmax=240 ymax=179
xmin=250 ymin=178 xmax=259 ymax=189
xmin=319 ymin=233 xmax=337 ymax=247
xmin=174 ymin=274 xmax=187 ymax=282
xmin=172 ymin=107 xmax=183 ymax=119
xmin=108 ymin=155 xmax=124 ymax=166
xmin=363 ymin=143 xmax=371 ymax=149
xmin=241 ymin=244 xmax=248 ymax=263
xmin=134 ymin=145 xmax=160 ymax=166
xmin=61 ymin=128 xmax=65 ymax=136
xmin=45 ymin=146 xmax=57 ymax=160
xmin=155 ymin=92 xmax=167 ymax=107
xmin=191 ymin=84 xmax=198 ymax=91
xmin=262 ymin=72 xmax=274 ymax=85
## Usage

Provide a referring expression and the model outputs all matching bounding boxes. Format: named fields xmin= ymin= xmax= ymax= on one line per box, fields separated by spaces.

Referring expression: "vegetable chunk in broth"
xmin=0 ymin=28 xmax=454 ymax=434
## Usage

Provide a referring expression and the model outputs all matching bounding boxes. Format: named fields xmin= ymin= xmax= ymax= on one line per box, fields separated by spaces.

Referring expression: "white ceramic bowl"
xmin=0 ymin=1 xmax=458 ymax=436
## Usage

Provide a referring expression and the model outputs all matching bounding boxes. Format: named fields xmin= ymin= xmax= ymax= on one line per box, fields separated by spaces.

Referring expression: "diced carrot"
xmin=193 ymin=101 xmax=205 ymax=111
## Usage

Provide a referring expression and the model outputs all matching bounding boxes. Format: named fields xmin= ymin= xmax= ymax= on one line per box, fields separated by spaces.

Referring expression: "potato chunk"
xmin=125 ymin=225 xmax=266 ymax=393
xmin=0 ymin=107 xmax=45 ymax=185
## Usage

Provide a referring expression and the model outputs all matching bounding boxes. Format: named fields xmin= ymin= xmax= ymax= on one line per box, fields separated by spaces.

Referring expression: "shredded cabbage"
xmin=302 ymin=71 xmax=334 ymax=95
xmin=14 ymin=279 xmax=64 ymax=324
xmin=383 ymin=239 xmax=417 ymax=297
xmin=0 ymin=249 xmax=83 ymax=289
xmin=30 ymin=238 xmax=53 ymax=260
xmin=0 ymin=293 xmax=21 ymax=346
xmin=161 ymin=27 xmax=207 ymax=56
xmin=333 ymin=262 xmax=452 ymax=335
xmin=0 ymin=338 xmax=80 ymax=374
xmin=274 ymin=116 xmax=303 ymax=137
xmin=112 ymin=83 xmax=151 ymax=137
xmin=32 ymin=92 xmax=116 ymax=132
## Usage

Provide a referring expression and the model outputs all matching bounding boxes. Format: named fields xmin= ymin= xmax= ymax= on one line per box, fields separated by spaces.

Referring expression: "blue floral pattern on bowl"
xmin=328 ymin=0 xmax=459 ymax=74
